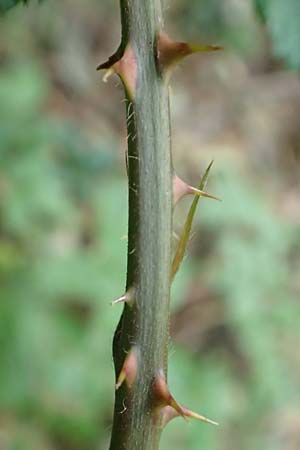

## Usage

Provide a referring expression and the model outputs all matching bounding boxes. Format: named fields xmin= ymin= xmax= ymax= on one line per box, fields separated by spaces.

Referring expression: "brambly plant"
xmin=1 ymin=1 xmax=300 ymax=449
xmin=98 ymin=1 xmax=221 ymax=449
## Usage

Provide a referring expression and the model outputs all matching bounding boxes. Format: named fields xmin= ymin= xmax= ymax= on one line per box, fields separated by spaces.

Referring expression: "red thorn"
xmin=111 ymin=287 xmax=135 ymax=307
xmin=157 ymin=32 xmax=222 ymax=79
xmin=153 ymin=370 xmax=185 ymax=419
xmin=116 ymin=347 xmax=138 ymax=390
xmin=161 ymin=405 xmax=179 ymax=427
xmin=154 ymin=371 xmax=218 ymax=428
xmin=173 ymin=174 xmax=220 ymax=204
xmin=97 ymin=45 xmax=137 ymax=99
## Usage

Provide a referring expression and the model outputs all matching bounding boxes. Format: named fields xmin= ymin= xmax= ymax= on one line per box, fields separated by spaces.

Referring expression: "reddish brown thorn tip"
xmin=111 ymin=287 xmax=135 ymax=307
xmin=116 ymin=347 xmax=138 ymax=390
xmin=157 ymin=32 xmax=222 ymax=80
xmin=173 ymin=174 xmax=220 ymax=205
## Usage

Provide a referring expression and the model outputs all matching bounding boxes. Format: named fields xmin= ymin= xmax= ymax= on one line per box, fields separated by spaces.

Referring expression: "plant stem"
xmin=109 ymin=1 xmax=172 ymax=450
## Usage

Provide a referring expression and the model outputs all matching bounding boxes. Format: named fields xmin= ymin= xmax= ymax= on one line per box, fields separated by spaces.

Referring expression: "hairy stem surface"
xmin=109 ymin=1 xmax=172 ymax=450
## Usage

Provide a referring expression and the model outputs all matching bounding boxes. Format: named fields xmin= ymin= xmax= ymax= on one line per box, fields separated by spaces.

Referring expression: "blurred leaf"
xmin=254 ymin=0 xmax=300 ymax=68
xmin=0 ymin=0 xmax=28 ymax=13
xmin=0 ymin=64 xmax=48 ymax=119
xmin=254 ymin=0 xmax=267 ymax=22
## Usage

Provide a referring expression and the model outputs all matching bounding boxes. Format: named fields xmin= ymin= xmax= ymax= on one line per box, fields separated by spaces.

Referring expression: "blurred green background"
xmin=1 ymin=1 xmax=300 ymax=449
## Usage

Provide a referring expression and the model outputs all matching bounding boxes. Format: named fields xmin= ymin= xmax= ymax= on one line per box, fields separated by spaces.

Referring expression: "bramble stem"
xmin=109 ymin=1 xmax=172 ymax=450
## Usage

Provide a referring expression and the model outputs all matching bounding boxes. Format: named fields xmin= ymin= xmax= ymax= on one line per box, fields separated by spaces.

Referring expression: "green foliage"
xmin=0 ymin=0 xmax=28 ymax=13
xmin=258 ymin=0 xmax=300 ymax=68
xmin=254 ymin=0 xmax=267 ymax=22
xmin=0 ymin=57 xmax=123 ymax=449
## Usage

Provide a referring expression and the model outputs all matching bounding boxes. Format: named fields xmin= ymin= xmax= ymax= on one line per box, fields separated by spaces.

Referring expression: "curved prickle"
xmin=153 ymin=370 xmax=186 ymax=418
xmin=98 ymin=44 xmax=137 ymax=99
xmin=116 ymin=346 xmax=138 ymax=390
xmin=173 ymin=173 xmax=220 ymax=205
xmin=157 ymin=32 xmax=222 ymax=81
xmin=153 ymin=371 xmax=218 ymax=428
